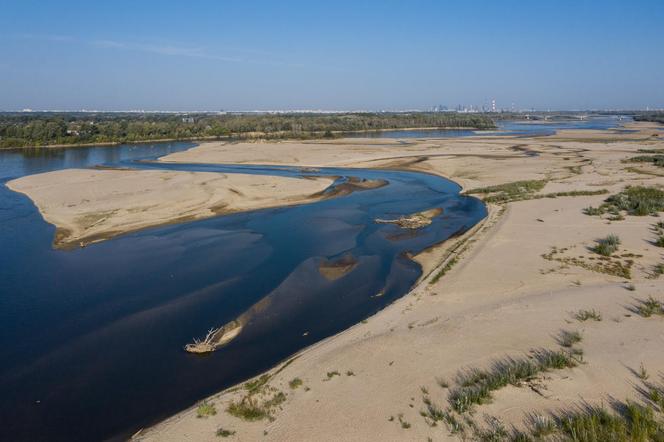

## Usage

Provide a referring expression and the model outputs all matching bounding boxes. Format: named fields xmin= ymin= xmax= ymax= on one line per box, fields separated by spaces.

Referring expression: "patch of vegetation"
xmin=558 ymin=330 xmax=583 ymax=348
xmin=466 ymin=180 xmax=547 ymax=203
xmin=448 ymin=349 xmax=577 ymax=414
xmin=575 ymin=309 xmax=602 ymax=322
xmin=262 ymin=391 xmax=286 ymax=409
xmin=244 ymin=374 xmax=270 ymax=394
xmin=543 ymin=246 xmax=633 ymax=279
xmin=227 ymin=396 xmax=268 ymax=421
xmin=583 ymin=205 xmax=606 ymax=215
xmin=325 ymin=370 xmax=341 ymax=380
xmin=216 ymin=427 xmax=236 ymax=438
xmin=592 ymin=234 xmax=621 ymax=257
xmin=636 ymin=296 xmax=664 ymax=317
xmin=626 ymin=154 xmax=664 ymax=167
xmin=531 ymin=414 xmax=557 ymax=438
xmin=226 ymin=372 xmax=289 ymax=422
xmin=397 ymin=413 xmax=411 ymax=429
xmin=485 ymin=400 xmax=664 ymax=441
xmin=288 ymin=377 xmax=303 ymax=389
xmin=650 ymin=263 xmax=664 ymax=278
xmin=430 ymin=256 xmax=458 ymax=284
xmin=584 ymin=186 xmax=664 ymax=217
xmin=474 ymin=420 xmax=509 ymax=441
xmin=544 ymin=189 xmax=609 ymax=198
xmin=638 ymin=363 xmax=650 ymax=380
xmin=420 ymin=395 xmax=446 ymax=425
xmin=555 ymin=403 xmax=663 ymax=441
xmin=441 ymin=411 xmax=466 ymax=435
xmin=196 ymin=400 xmax=217 ymax=418
xmin=634 ymin=112 xmax=664 ymax=124
xmin=648 ymin=383 xmax=664 ymax=411
xmin=624 ymin=166 xmax=664 ymax=177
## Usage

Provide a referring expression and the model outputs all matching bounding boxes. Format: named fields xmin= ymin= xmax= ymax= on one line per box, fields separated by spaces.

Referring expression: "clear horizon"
xmin=1 ymin=0 xmax=663 ymax=111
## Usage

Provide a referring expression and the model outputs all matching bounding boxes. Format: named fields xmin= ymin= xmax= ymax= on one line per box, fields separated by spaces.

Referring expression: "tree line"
xmin=634 ymin=112 xmax=664 ymax=124
xmin=0 ymin=112 xmax=495 ymax=148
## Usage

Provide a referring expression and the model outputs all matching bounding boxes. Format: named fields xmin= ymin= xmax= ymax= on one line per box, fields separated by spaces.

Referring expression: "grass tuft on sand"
xmin=448 ymin=349 xmax=578 ymax=413
xmin=196 ymin=401 xmax=217 ymax=418
xmin=575 ymin=309 xmax=602 ymax=322
xmin=592 ymin=234 xmax=620 ymax=257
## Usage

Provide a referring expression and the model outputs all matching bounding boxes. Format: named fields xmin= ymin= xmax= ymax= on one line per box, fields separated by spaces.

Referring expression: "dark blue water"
xmin=346 ymin=115 xmax=630 ymax=138
xmin=0 ymin=141 xmax=486 ymax=441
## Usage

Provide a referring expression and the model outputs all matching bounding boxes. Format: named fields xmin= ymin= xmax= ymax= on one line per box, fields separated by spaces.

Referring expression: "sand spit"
xmin=318 ymin=254 xmax=359 ymax=281
xmin=135 ymin=122 xmax=664 ymax=441
xmin=185 ymin=295 xmax=273 ymax=354
xmin=375 ymin=207 xmax=443 ymax=229
xmin=6 ymin=169 xmax=334 ymax=249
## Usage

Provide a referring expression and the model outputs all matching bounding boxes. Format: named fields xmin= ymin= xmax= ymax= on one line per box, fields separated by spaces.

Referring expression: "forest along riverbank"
xmin=0 ymin=141 xmax=485 ymax=442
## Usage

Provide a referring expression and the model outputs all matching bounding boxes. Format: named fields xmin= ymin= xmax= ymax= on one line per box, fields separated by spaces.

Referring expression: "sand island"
xmin=7 ymin=169 xmax=335 ymax=248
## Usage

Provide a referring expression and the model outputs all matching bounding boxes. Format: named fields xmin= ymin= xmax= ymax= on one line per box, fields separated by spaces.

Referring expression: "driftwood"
xmin=184 ymin=320 xmax=243 ymax=354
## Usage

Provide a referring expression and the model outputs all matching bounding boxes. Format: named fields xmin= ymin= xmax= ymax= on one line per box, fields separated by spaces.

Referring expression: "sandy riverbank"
xmin=6 ymin=169 xmax=334 ymax=248
xmin=135 ymin=124 xmax=664 ymax=441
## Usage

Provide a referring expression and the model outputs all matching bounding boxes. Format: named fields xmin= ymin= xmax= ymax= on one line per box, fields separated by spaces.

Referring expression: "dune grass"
xmin=575 ymin=309 xmax=602 ymax=322
xmin=651 ymin=263 xmax=664 ymax=278
xmin=557 ymin=403 xmax=663 ymax=441
xmin=448 ymin=350 xmax=578 ymax=414
xmin=636 ymin=296 xmax=664 ymax=317
xmin=558 ymin=330 xmax=583 ymax=348
xmin=196 ymin=400 xmax=217 ymax=418
xmin=226 ymin=372 xmax=288 ymax=421
xmin=592 ymin=234 xmax=621 ymax=257
xmin=227 ymin=396 xmax=268 ymax=421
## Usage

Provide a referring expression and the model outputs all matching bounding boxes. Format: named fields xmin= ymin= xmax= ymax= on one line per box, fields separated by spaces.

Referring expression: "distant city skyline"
xmin=1 ymin=0 xmax=663 ymax=111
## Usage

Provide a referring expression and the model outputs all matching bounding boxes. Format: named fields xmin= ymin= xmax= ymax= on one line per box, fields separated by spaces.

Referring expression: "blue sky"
xmin=1 ymin=0 xmax=663 ymax=111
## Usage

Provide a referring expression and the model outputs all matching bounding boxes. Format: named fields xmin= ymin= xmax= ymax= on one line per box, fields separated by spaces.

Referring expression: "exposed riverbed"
xmin=0 ymin=141 xmax=485 ymax=441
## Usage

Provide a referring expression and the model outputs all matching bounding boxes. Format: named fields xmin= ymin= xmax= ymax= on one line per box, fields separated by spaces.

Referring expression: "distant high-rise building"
xmin=491 ymin=99 xmax=496 ymax=112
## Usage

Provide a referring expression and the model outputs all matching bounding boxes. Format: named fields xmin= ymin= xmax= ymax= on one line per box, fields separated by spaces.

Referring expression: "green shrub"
xmin=196 ymin=400 xmax=217 ymax=418
xmin=227 ymin=397 xmax=268 ymax=421
xmin=288 ymin=377 xmax=303 ymax=389
xmin=592 ymin=234 xmax=620 ymax=256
